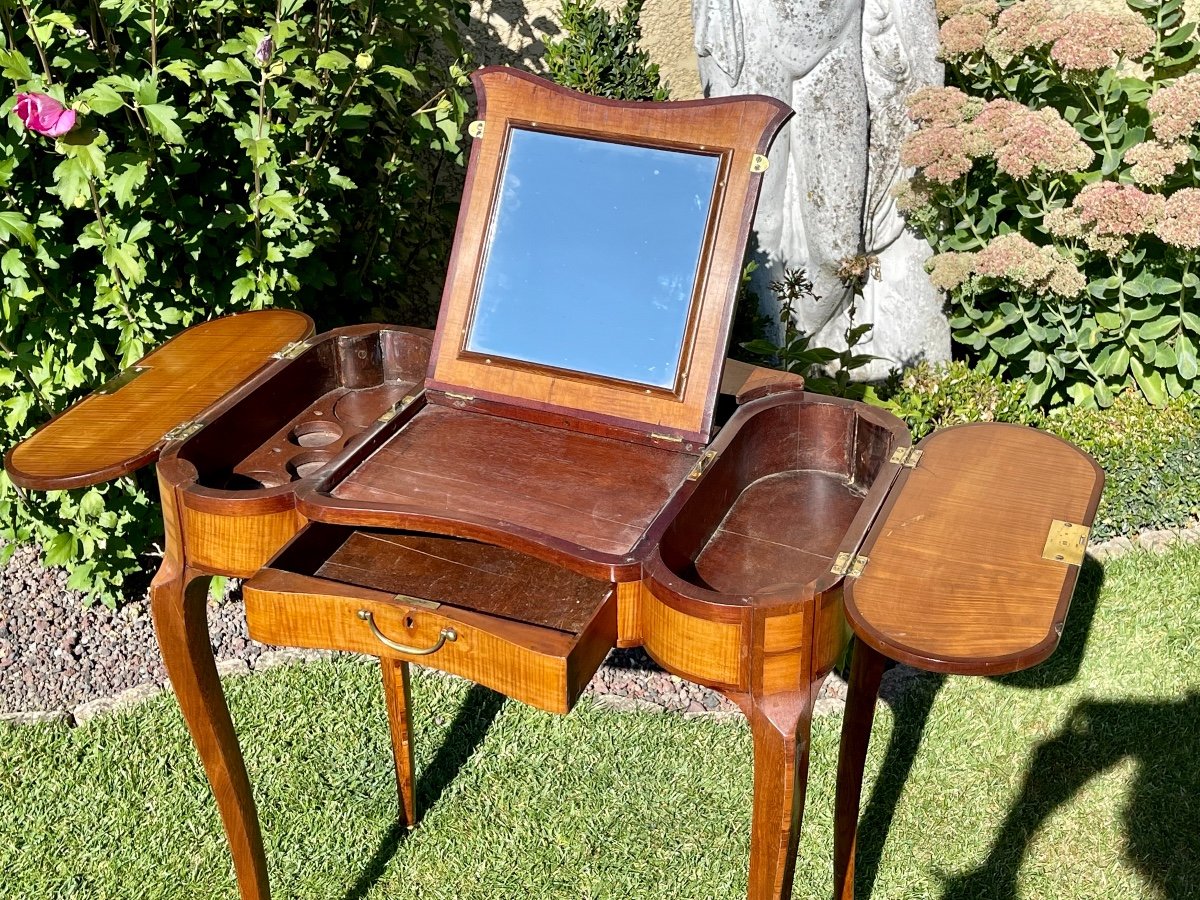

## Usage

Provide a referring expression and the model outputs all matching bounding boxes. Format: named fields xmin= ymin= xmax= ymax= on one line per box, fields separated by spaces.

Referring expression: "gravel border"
xmin=2 ymin=522 xmax=1197 ymax=728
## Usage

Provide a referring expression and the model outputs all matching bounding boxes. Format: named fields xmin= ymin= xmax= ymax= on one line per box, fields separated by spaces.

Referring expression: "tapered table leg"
xmin=150 ymin=566 xmax=270 ymax=900
xmin=746 ymin=697 xmax=815 ymax=900
xmin=832 ymin=641 xmax=886 ymax=900
xmin=380 ymin=658 xmax=418 ymax=828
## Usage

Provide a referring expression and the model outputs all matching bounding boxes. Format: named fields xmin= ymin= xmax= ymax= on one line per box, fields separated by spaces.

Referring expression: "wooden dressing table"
xmin=5 ymin=68 xmax=1103 ymax=900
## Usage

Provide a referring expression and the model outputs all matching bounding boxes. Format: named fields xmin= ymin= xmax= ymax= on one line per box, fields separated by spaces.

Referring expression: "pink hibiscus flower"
xmin=14 ymin=92 xmax=77 ymax=137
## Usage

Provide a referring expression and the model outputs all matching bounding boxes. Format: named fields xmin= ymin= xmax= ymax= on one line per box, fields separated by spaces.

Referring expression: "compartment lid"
xmin=5 ymin=310 xmax=313 ymax=490
xmin=842 ymin=423 xmax=1104 ymax=675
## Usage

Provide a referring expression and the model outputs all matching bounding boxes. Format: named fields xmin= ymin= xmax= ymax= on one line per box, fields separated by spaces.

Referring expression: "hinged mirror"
xmin=427 ymin=68 xmax=792 ymax=444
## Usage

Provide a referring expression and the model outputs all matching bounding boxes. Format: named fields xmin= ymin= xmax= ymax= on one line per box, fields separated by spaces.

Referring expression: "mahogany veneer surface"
xmin=694 ymin=470 xmax=865 ymax=595
xmin=6 ymin=310 xmax=313 ymax=490
xmin=844 ymin=423 xmax=1104 ymax=674
xmin=313 ymin=529 xmax=612 ymax=634
xmin=328 ymin=404 xmax=697 ymax=557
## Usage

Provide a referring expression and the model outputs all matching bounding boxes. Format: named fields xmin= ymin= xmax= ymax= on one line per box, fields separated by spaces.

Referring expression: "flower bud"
xmin=255 ymin=36 xmax=274 ymax=66
xmin=356 ymin=53 xmax=373 ymax=71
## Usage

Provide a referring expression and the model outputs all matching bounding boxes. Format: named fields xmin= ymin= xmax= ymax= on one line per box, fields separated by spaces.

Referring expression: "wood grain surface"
xmin=428 ymin=67 xmax=792 ymax=443
xmin=328 ymin=403 xmax=696 ymax=558
xmin=313 ymin=529 xmax=614 ymax=634
xmin=843 ymin=423 xmax=1104 ymax=674
xmin=5 ymin=310 xmax=312 ymax=490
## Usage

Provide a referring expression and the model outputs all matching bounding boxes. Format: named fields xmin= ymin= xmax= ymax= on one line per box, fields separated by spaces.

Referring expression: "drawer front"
xmin=244 ymin=570 xmax=615 ymax=714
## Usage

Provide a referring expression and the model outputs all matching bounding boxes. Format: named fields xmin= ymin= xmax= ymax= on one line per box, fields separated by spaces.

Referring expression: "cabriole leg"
xmin=746 ymin=697 xmax=815 ymax=900
xmin=832 ymin=640 xmax=887 ymax=900
xmin=380 ymin=658 xmax=418 ymax=828
xmin=150 ymin=566 xmax=270 ymax=900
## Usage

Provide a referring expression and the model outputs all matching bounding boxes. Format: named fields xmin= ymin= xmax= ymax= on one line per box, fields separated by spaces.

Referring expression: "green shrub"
xmin=0 ymin=0 xmax=468 ymax=603
xmin=878 ymin=361 xmax=1200 ymax=538
xmin=545 ymin=0 xmax=669 ymax=101
xmin=900 ymin=0 xmax=1200 ymax=409
xmin=880 ymin=360 xmax=1040 ymax=439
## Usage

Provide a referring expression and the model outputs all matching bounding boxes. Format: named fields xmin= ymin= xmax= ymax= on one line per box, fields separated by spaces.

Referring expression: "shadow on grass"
xmin=941 ymin=691 xmax=1200 ymax=899
xmin=341 ymin=683 xmax=506 ymax=900
xmin=853 ymin=556 xmax=1107 ymax=900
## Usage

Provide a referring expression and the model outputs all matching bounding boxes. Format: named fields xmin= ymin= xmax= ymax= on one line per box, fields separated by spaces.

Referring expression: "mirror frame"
xmin=427 ymin=67 xmax=792 ymax=445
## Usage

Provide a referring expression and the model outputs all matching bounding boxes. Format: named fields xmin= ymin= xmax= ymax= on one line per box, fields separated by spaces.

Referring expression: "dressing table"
xmin=5 ymin=68 xmax=1103 ymax=900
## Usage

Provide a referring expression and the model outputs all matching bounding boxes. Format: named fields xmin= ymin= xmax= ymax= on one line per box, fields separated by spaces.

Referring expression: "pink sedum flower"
xmin=1154 ymin=188 xmax=1200 ymax=250
xmin=940 ymin=13 xmax=992 ymax=58
xmin=973 ymin=233 xmax=1084 ymax=297
xmin=1125 ymin=141 xmax=1190 ymax=188
xmin=900 ymin=123 xmax=989 ymax=184
xmin=935 ymin=0 xmax=999 ymax=18
xmin=988 ymin=0 xmax=1063 ymax=59
xmin=1149 ymin=73 xmax=1200 ymax=143
xmin=974 ymin=100 xmax=1093 ymax=180
xmin=14 ymin=92 xmax=77 ymax=137
xmin=1070 ymin=182 xmax=1165 ymax=255
xmin=906 ymin=86 xmax=981 ymax=126
xmin=927 ymin=251 xmax=976 ymax=291
xmin=1048 ymin=13 xmax=1154 ymax=72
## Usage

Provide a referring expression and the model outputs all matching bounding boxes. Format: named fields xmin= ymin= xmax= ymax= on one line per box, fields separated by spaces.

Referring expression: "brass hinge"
xmin=97 ymin=365 xmax=148 ymax=395
xmin=831 ymin=552 xmax=869 ymax=578
xmin=750 ymin=154 xmax=770 ymax=173
xmin=650 ymin=432 xmax=684 ymax=443
xmin=1042 ymin=519 xmax=1090 ymax=566
xmin=889 ymin=446 xmax=923 ymax=468
xmin=163 ymin=420 xmax=204 ymax=443
xmin=444 ymin=391 xmax=475 ymax=403
xmin=271 ymin=339 xmax=311 ymax=360
xmin=687 ymin=449 xmax=718 ymax=481
xmin=468 ymin=119 xmax=485 ymax=138
xmin=377 ymin=394 xmax=418 ymax=423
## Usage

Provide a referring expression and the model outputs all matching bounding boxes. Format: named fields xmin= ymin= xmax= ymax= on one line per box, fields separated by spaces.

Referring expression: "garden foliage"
xmin=901 ymin=0 xmax=1200 ymax=408
xmin=0 ymin=0 xmax=469 ymax=603
xmin=544 ymin=0 xmax=669 ymax=101
xmin=882 ymin=360 xmax=1200 ymax=538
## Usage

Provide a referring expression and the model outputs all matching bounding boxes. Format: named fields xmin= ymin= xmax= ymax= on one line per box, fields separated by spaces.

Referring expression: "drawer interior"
xmin=272 ymin=524 xmax=615 ymax=634
xmin=244 ymin=524 xmax=619 ymax=713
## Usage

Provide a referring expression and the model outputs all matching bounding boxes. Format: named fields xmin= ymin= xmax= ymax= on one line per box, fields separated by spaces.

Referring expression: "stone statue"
xmin=694 ymin=0 xmax=950 ymax=377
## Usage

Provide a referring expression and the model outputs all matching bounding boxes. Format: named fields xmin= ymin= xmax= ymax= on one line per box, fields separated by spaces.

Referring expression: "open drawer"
xmin=242 ymin=524 xmax=618 ymax=714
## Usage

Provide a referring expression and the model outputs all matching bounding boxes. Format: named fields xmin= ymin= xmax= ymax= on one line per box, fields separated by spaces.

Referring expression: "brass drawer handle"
xmin=356 ymin=609 xmax=457 ymax=656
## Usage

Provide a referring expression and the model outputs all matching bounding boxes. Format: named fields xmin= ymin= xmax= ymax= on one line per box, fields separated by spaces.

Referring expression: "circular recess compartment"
xmin=288 ymin=451 xmax=335 ymax=479
xmin=291 ymin=420 xmax=343 ymax=448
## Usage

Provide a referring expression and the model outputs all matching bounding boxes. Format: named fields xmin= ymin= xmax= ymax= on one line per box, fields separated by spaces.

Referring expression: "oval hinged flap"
xmin=842 ymin=423 xmax=1104 ymax=675
xmin=5 ymin=310 xmax=313 ymax=491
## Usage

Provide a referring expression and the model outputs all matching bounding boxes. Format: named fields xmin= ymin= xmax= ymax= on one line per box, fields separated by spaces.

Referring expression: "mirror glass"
xmin=465 ymin=127 xmax=721 ymax=389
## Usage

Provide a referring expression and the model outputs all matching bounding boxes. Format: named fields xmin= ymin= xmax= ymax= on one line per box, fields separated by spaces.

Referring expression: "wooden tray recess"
xmin=5 ymin=310 xmax=313 ymax=490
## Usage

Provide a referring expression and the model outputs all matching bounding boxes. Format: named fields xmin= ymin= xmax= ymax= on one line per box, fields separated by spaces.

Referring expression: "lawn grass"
xmin=1 ymin=546 xmax=1197 ymax=900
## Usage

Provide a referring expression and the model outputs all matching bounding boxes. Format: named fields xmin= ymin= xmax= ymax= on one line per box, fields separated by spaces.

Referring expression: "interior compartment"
xmin=658 ymin=397 xmax=901 ymax=595
xmin=176 ymin=327 xmax=430 ymax=491
xmin=243 ymin=523 xmax=619 ymax=713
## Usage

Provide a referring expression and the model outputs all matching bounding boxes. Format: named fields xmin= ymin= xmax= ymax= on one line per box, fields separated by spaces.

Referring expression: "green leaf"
xmin=142 ymin=104 xmax=185 ymax=144
xmin=43 ymin=532 xmax=77 ymax=567
xmin=0 ymin=49 xmax=32 ymax=81
xmin=111 ymin=162 xmax=148 ymax=208
xmin=83 ymin=83 xmax=126 ymax=115
xmin=51 ymin=156 xmax=90 ymax=208
xmin=1138 ymin=316 xmax=1180 ymax=340
xmin=201 ymin=58 xmax=253 ymax=85
xmin=79 ymin=490 xmax=105 ymax=517
xmin=1177 ymin=333 xmax=1199 ymax=380
xmin=0 ymin=212 xmax=35 ymax=248
xmin=1130 ymin=357 xmax=1168 ymax=406
xmin=1151 ymin=277 xmax=1182 ymax=295
xmin=316 ymin=51 xmax=352 ymax=71
xmin=1181 ymin=311 xmax=1200 ymax=334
